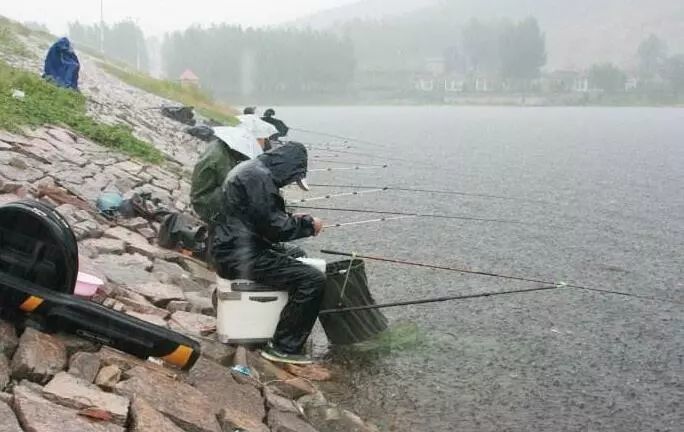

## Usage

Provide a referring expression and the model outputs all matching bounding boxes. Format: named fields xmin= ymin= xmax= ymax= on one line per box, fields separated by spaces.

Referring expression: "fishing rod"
xmin=292 ymin=127 xmax=389 ymax=148
xmin=319 ymin=285 xmax=562 ymax=314
xmin=312 ymin=158 xmax=389 ymax=168
xmin=307 ymin=183 xmax=547 ymax=204
xmin=324 ymin=215 xmax=415 ymax=229
xmin=320 ymin=250 xmax=683 ymax=306
xmin=289 ymin=188 xmax=388 ymax=204
xmin=309 ymin=165 xmax=389 ymax=173
xmin=294 ymin=205 xmax=551 ymax=228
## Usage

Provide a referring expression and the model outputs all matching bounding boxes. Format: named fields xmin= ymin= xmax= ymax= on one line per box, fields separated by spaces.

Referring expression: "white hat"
xmin=237 ymin=114 xmax=278 ymax=139
xmin=212 ymin=126 xmax=263 ymax=159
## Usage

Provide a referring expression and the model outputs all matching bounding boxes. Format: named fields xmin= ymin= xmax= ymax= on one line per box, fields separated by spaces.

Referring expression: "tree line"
xmin=69 ymin=21 xmax=149 ymax=71
xmin=162 ymin=25 xmax=356 ymax=101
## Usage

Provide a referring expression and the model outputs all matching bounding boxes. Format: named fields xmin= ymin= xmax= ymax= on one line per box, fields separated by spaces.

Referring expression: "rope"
xmin=337 ymin=253 xmax=357 ymax=307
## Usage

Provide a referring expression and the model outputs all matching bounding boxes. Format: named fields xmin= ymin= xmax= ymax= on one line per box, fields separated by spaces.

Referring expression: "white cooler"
xmin=216 ymin=258 xmax=326 ymax=344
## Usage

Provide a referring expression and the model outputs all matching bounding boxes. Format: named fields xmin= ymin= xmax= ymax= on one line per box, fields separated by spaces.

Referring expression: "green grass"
xmin=98 ymin=62 xmax=238 ymax=125
xmin=0 ymin=60 xmax=164 ymax=163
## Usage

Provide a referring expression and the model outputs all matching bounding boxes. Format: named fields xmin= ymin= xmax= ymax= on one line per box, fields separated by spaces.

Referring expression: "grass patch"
xmin=98 ymin=62 xmax=238 ymax=125
xmin=0 ymin=60 xmax=164 ymax=163
xmin=0 ymin=17 xmax=32 ymax=58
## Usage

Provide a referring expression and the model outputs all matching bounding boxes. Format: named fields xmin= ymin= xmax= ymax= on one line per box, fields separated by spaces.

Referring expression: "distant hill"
xmin=291 ymin=0 xmax=684 ymax=70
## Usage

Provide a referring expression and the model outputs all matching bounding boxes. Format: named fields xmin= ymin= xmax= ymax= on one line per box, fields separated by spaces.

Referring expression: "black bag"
xmin=0 ymin=200 xmax=201 ymax=370
xmin=318 ymin=259 xmax=388 ymax=345
xmin=161 ymin=106 xmax=196 ymax=126
xmin=158 ymin=212 xmax=207 ymax=251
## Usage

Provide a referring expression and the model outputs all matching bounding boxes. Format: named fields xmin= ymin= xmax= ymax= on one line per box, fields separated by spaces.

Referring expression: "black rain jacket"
xmin=211 ymin=142 xmax=314 ymax=264
xmin=261 ymin=115 xmax=289 ymax=138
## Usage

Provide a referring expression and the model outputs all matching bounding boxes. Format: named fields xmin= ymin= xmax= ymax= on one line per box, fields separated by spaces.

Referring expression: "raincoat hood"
xmin=257 ymin=142 xmax=308 ymax=188
xmin=43 ymin=37 xmax=80 ymax=90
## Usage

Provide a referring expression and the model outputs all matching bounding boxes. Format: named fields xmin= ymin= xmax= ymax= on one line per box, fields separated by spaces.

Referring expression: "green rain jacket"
xmin=191 ymin=140 xmax=249 ymax=223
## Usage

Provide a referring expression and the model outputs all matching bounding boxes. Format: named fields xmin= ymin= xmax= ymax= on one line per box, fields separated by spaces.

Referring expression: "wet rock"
xmin=130 ymin=396 xmax=185 ymax=432
xmin=13 ymin=385 xmax=124 ymax=432
xmin=81 ymin=238 xmax=127 ymax=256
xmin=188 ymin=357 xmax=266 ymax=431
xmin=137 ymin=227 xmax=157 ymax=239
xmin=168 ymin=311 xmax=216 ymax=337
xmin=56 ymin=204 xmax=102 ymax=240
xmin=94 ymin=365 xmax=122 ymax=390
xmin=0 ymin=177 xmax=22 ymax=194
xmin=264 ymin=388 xmax=301 ymax=415
xmin=42 ymin=372 xmax=130 ymax=426
xmin=179 ymin=258 xmax=216 ymax=284
xmin=0 ymin=392 xmax=11 ymax=405
xmin=119 ymin=217 xmax=148 ymax=230
xmin=68 ymin=352 xmax=102 ymax=383
xmin=114 ymin=291 xmax=170 ymax=318
xmin=115 ymin=368 xmax=221 ymax=432
xmin=268 ymin=410 xmax=319 ymax=432
xmin=0 ymin=399 xmax=23 ymax=432
xmin=97 ymin=349 xmax=179 ymax=382
xmin=126 ymin=281 xmax=184 ymax=306
xmin=112 ymin=161 xmax=143 ymax=175
xmin=199 ymin=338 xmax=236 ymax=366
xmin=55 ymin=333 xmax=100 ymax=357
xmin=167 ymin=300 xmax=190 ymax=313
xmin=184 ymin=291 xmax=214 ymax=315
xmin=11 ymin=328 xmax=67 ymax=385
xmin=0 ymin=321 xmax=19 ymax=358
xmin=247 ymin=352 xmax=316 ymax=399
xmin=93 ymin=253 xmax=154 ymax=286
xmin=0 ymin=354 xmax=10 ymax=391
xmin=284 ymin=364 xmax=333 ymax=382
xmin=104 ymin=226 xmax=170 ymax=259
xmin=125 ymin=311 xmax=168 ymax=328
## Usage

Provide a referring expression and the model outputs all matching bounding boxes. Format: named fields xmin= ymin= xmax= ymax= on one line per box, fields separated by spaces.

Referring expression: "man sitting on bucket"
xmin=211 ymin=142 xmax=324 ymax=364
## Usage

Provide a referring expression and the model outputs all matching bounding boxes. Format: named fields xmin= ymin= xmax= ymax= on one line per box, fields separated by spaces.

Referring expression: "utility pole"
xmin=99 ymin=0 xmax=104 ymax=53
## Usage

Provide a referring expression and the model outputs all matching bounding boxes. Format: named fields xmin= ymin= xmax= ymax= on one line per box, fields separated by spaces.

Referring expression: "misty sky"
xmin=2 ymin=0 xmax=358 ymax=36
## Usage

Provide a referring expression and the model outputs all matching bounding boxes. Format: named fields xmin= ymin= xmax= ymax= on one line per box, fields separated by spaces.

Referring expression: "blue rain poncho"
xmin=43 ymin=38 xmax=80 ymax=90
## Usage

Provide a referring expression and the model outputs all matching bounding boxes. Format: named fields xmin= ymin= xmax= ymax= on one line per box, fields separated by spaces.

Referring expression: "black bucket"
xmin=319 ymin=259 xmax=388 ymax=345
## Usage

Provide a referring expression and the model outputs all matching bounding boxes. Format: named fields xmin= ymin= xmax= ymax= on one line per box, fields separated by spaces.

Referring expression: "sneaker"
xmin=260 ymin=343 xmax=314 ymax=365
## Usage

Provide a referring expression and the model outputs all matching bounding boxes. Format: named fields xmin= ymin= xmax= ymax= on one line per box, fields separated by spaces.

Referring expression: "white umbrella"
xmin=212 ymin=126 xmax=263 ymax=159
xmin=237 ymin=114 xmax=278 ymax=139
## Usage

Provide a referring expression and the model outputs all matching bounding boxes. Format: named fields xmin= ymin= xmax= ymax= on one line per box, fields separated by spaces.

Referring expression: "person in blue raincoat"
xmin=43 ymin=38 xmax=80 ymax=90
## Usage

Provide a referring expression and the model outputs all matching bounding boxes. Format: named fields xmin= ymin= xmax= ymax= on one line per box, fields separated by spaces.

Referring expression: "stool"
xmin=214 ymin=258 xmax=327 ymax=344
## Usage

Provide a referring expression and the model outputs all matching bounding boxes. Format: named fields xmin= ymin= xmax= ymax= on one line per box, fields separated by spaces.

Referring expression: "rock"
xmin=11 ymin=328 xmax=67 ymax=384
xmin=68 ymin=352 xmax=101 ymax=383
xmin=13 ymin=385 xmax=124 ymax=432
xmin=125 ymin=311 xmax=168 ymax=328
xmin=0 ymin=399 xmax=23 ymax=432
xmin=112 ymin=161 xmax=143 ymax=175
xmin=0 ymin=354 xmax=10 ymax=391
xmin=130 ymin=396 xmax=185 ymax=432
xmin=119 ymin=217 xmax=148 ymax=230
xmin=152 ymin=259 xmax=188 ymax=281
xmin=178 ymin=258 xmax=216 ymax=284
xmin=168 ymin=311 xmax=216 ymax=337
xmin=114 ymin=292 xmax=170 ymax=318
xmin=55 ymin=204 xmax=102 ymax=240
xmin=81 ymin=238 xmax=127 ymax=256
xmin=0 ymin=178 xmax=22 ymax=194
xmin=268 ymin=410 xmax=319 ymax=432
xmin=96 ymin=349 xmax=179 ymax=381
xmin=94 ymin=365 xmax=122 ymax=390
xmin=188 ymin=358 xmax=266 ymax=432
xmin=199 ymin=338 xmax=236 ymax=366
xmin=42 ymin=372 xmax=130 ymax=427
xmin=166 ymin=301 xmax=190 ymax=313
xmin=137 ymin=227 xmax=156 ymax=239
xmin=93 ymin=253 xmax=154 ymax=286
xmin=55 ymin=333 xmax=100 ymax=357
xmin=264 ymin=388 xmax=301 ymax=415
xmin=0 ymin=392 xmax=12 ymax=405
xmin=104 ymin=226 xmax=170 ymax=259
xmin=247 ymin=352 xmax=316 ymax=399
xmin=175 ymin=274 xmax=209 ymax=293
xmin=115 ymin=369 xmax=221 ymax=432
xmin=284 ymin=364 xmax=333 ymax=382
xmin=126 ymin=281 xmax=184 ymax=306
xmin=0 ymin=321 xmax=18 ymax=358
xmin=184 ymin=291 xmax=214 ymax=315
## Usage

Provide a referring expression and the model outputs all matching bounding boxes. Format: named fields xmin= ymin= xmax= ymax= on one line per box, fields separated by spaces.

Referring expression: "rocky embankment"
xmin=0 ymin=25 xmax=378 ymax=432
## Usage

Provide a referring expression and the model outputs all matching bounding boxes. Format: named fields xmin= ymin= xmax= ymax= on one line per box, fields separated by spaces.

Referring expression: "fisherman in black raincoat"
xmin=212 ymin=142 xmax=324 ymax=364
xmin=262 ymin=108 xmax=289 ymax=139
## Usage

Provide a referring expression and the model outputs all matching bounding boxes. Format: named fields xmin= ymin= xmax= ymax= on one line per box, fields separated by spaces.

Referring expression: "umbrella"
xmin=213 ymin=126 xmax=263 ymax=159
xmin=237 ymin=114 xmax=278 ymax=139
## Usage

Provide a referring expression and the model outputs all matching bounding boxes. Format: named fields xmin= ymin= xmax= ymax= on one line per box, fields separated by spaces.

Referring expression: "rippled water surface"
xmin=279 ymin=106 xmax=683 ymax=432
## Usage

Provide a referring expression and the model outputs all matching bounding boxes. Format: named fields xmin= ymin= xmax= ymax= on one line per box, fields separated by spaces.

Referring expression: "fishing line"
xmin=294 ymin=205 xmax=552 ymax=228
xmin=323 ymin=215 xmax=416 ymax=229
xmin=292 ymin=127 xmax=390 ymax=148
xmin=312 ymin=158 xmax=389 ymax=168
xmin=289 ymin=188 xmax=388 ymax=204
xmin=320 ymin=250 xmax=683 ymax=306
xmin=319 ymin=285 xmax=562 ymax=314
xmin=309 ymin=166 xmax=389 ymax=173
xmin=307 ymin=183 xmax=547 ymax=204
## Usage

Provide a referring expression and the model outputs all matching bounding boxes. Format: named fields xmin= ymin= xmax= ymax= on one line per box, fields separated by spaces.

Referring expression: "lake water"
xmin=278 ymin=106 xmax=684 ymax=432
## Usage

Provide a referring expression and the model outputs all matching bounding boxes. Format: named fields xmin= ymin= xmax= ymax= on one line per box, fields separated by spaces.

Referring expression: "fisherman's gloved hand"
xmin=312 ymin=217 xmax=323 ymax=236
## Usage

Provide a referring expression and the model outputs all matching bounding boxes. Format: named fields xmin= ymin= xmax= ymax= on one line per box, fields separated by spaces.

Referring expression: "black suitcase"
xmin=0 ymin=200 xmax=200 ymax=370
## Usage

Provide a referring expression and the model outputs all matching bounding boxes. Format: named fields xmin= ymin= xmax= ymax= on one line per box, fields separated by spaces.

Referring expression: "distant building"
xmin=180 ymin=69 xmax=200 ymax=88
xmin=625 ymin=77 xmax=639 ymax=91
xmin=573 ymin=75 xmax=590 ymax=93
